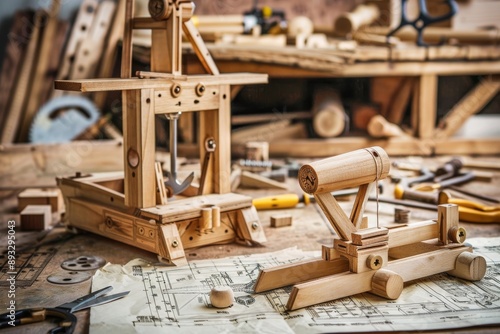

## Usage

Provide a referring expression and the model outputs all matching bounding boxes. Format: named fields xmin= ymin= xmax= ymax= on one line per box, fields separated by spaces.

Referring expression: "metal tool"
xmin=30 ymin=96 xmax=100 ymax=143
xmin=164 ymin=112 xmax=194 ymax=196
xmin=387 ymin=0 xmax=458 ymax=46
xmin=0 ymin=286 xmax=129 ymax=333
xmin=198 ymin=137 xmax=216 ymax=195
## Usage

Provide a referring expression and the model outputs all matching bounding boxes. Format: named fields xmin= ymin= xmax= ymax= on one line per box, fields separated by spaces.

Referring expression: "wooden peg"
xmin=334 ymin=4 xmax=380 ymax=37
xmin=210 ymin=286 xmax=234 ymax=308
xmin=371 ymin=269 xmax=404 ymax=299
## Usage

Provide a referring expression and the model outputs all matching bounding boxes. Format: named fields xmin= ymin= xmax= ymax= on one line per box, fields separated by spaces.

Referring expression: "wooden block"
xmin=18 ymin=188 xmax=62 ymax=212
xmin=351 ymin=227 xmax=388 ymax=245
xmin=270 ymin=214 xmax=293 ymax=228
xmin=20 ymin=205 xmax=51 ymax=231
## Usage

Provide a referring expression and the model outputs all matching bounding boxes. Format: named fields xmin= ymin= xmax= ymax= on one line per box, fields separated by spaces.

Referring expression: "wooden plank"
xmin=0 ymin=140 xmax=123 ymax=189
xmin=239 ymin=171 xmax=289 ymax=190
xmin=254 ymin=258 xmax=349 ymax=293
xmin=55 ymin=73 xmax=268 ymax=92
xmin=433 ymin=138 xmax=500 ymax=155
xmin=417 ymin=74 xmax=438 ymax=139
xmin=17 ymin=1 xmax=63 ymax=142
xmin=434 ymin=77 xmax=500 ymax=139
xmin=140 ymin=193 xmax=251 ymax=223
xmin=121 ymin=0 xmax=134 ymax=78
xmin=0 ymin=11 xmax=33 ymax=135
xmin=1 ymin=10 xmax=43 ymax=144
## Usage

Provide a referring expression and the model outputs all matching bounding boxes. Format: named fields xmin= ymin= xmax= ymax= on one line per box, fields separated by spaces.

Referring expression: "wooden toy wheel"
xmin=448 ymin=252 xmax=487 ymax=281
xmin=371 ymin=269 xmax=404 ymax=300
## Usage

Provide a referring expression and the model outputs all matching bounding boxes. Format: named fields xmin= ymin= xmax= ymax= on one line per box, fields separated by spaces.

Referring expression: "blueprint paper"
xmin=90 ymin=238 xmax=500 ymax=333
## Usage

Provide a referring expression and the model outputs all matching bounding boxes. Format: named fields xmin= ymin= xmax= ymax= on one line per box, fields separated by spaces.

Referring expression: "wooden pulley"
xmin=148 ymin=0 xmax=172 ymax=20
xmin=298 ymin=146 xmax=390 ymax=194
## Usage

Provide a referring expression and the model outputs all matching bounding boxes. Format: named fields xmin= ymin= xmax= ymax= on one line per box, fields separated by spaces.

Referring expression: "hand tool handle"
xmin=299 ymin=146 xmax=390 ymax=194
xmin=253 ymin=193 xmax=306 ymax=210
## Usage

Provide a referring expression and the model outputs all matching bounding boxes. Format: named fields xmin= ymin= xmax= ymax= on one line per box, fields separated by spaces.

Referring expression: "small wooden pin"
xmin=210 ymin=286 xmax=234 ymax=308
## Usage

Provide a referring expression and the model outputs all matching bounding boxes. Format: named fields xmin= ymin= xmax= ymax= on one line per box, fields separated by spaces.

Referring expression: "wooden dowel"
xmin=334 ymin=4 xmax=380 ymax=37
xmin=298 ymin=146 xmax=390 ymax=194
xmin=311 ymin=86 xmax=347 ymax=138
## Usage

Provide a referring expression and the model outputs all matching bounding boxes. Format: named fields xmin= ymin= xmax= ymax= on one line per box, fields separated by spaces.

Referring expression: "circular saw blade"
xmin=30 ymin=95 xmax=100 ymax=143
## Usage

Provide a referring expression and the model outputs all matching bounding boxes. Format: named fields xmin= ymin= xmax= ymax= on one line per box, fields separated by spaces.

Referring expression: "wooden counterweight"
xmin=299 ymin=146 xmax=390 ymax=194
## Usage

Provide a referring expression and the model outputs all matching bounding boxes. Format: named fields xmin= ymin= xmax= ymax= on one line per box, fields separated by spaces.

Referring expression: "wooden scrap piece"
xmin=239 ymin=171 xmax=288 ymax=190
xmin=18 ymin=188 xmax=62 ymax=212
xmin=270 ymin=214 xmax=293 ymax=228
xmin=20 ymin=205 xmax=52 ymax=231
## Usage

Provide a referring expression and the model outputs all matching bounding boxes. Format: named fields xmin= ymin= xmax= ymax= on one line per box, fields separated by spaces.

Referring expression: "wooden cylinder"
xmin=299 ymin=146 xmax=390 ymax=194
xmin=212 ymin=206 xmax=221 ymax=228
xmin=367 ymin=115 xmax=405 ymax=138
xmin=312 ymin=87 xmax=347 ymax=138
xmin=200 ymin=207 xmax=213 ymax=231
xmin=371 ymin=269 xmax=404 ymax=300
xmin=334 ymin=4 xmax=380 ymax=37
xmin=448 ymin=252 xmax=487 ymax=281
xmin=210 ymin=286 xmax=234 ymax=308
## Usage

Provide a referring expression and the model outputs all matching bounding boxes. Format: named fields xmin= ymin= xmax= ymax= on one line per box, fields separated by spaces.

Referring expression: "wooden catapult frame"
xmin=254 ymin=146 xmax=486 ymax=310
xmin=55 ymin=0 xmax=267 ymax=265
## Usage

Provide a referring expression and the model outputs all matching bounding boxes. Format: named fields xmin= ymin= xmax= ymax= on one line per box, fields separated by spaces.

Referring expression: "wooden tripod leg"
xmin=158 ymin=223 xmax=187 ymax=266
xmin=254 ymin=257 xmax=349 ymax=293
xmin=350 ymin=182 xmax=375 ymax=229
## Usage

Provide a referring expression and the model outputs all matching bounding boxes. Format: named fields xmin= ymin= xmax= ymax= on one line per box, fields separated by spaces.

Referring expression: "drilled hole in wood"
xmin=132 ymin=172 xmax=136 ymax=177
xmin=146 ymin=98 xmax=151 ymax=103
xmin=110 ymin=197 xmax=114 ymax=202
xmin=81 ymin=24 xmax=87 ymax=31
xmin=223 ymin=94 xmax=227 ymax=99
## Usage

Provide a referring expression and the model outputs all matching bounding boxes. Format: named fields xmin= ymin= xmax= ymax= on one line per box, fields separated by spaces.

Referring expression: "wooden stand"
xmin=54 ymin=0 xmax=268 ymax=265
xmin=254 ymin=147 xmax=486 ymax=310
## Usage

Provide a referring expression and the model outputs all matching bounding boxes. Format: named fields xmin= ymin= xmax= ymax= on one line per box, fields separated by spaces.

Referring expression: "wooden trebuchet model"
xmin=54 ymin=0 xmax=268 ymax=265
xmin=254 ymin=146 xmax=486 ymax=310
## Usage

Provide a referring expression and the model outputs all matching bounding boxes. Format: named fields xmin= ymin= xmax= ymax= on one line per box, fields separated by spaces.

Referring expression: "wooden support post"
xmin=416 ymin=74 xmax=438 ymax=139
xmin=123 ymin=89 xmax=156 ymax=208
xmin=199 ymin=84 xmax=231 ymax=194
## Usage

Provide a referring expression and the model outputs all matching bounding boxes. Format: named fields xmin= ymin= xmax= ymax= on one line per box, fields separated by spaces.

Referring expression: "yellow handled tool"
xmin=439 ymin=191 xmax=500 ymax=223
xmin=252 ymin=193 xmax=310 ymax=210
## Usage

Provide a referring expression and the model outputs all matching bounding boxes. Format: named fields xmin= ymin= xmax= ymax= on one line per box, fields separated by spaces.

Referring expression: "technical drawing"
xmin=90 ymin=240 xmax=500 ymax=333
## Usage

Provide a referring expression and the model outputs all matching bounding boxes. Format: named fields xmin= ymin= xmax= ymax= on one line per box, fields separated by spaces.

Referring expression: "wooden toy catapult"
xmin=254 ymin=147 xmax=487 ymax=310
xmin=54 ymin=0 xmax=267 ymax=265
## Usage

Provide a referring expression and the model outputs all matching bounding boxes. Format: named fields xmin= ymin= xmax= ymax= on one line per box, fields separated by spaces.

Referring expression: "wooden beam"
xmin=434 ymin=77 xmax=500 ymax=139
xmin=417 ymin=74 xmax=438 ymax=139
xmin=55 ymin=73 xmax=268 ymax=92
